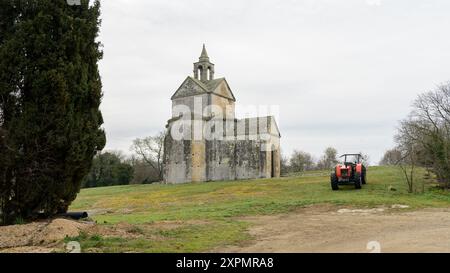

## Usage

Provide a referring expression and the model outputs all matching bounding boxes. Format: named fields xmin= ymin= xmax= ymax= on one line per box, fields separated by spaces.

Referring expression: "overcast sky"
xmin=97 ymin=0 xmax=450 ymax=164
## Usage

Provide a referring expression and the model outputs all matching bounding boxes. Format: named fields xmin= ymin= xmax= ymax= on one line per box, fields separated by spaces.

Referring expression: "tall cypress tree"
xmin=0 ymin=0 xmax=105 ymax=225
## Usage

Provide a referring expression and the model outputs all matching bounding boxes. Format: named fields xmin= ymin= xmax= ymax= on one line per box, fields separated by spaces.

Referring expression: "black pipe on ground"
xmin=58 ymin=212 xmax=89 ymax=220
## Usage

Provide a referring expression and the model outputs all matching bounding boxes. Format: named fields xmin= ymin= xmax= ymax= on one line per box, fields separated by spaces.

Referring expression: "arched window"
xmin=197 ymin=65 xmax=203 ymax=80
xmin=207 ymin=67 xmax=211 ymax=81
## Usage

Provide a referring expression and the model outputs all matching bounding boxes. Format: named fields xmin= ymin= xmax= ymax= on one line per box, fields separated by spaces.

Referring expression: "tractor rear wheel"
xmin=331 ymin=173 xmax=339 ymax=191
xmin=354 ymin=173 xmax=362 ymax=189
xmin=362 ymin=171 xmax=367 ymax=185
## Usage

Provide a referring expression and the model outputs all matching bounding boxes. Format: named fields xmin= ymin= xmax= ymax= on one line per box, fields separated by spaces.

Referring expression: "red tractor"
xmin=331 ymin=154 xmax=367 ymax=191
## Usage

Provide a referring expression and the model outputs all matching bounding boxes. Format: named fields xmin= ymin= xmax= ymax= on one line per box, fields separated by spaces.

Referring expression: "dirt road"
xmin=219 ymin=205 xmax=450 ymax=253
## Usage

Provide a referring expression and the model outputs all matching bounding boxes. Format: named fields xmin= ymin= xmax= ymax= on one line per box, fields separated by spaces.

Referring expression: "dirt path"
xmin=219 ymin=205 xmax=450 ymax=253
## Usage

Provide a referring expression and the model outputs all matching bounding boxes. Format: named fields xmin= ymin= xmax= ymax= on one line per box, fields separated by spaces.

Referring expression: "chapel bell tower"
xmin=193 ymin=44 xmax=215 ymax=82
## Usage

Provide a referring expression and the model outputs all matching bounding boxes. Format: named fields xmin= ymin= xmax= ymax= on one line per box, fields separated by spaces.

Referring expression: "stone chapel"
xmin=163 ymin=45 xmax=281 ymax=184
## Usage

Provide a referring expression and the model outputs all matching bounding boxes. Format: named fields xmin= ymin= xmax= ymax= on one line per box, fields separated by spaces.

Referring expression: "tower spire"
xmin=200 ymin=44 xmax=209 ymax=61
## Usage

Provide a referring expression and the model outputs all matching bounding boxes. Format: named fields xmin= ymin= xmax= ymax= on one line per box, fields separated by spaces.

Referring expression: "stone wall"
xmin=206 ymin=140 xmax=236 ymax=181
xmin=163 ymin=120 xmax=281 ymax=184
xmin=163 ymin=136 xmax=192 ymax=184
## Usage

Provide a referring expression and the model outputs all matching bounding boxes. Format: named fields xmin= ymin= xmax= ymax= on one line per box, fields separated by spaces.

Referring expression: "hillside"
xmin=64 ymin=166 xmax=450 ymax=253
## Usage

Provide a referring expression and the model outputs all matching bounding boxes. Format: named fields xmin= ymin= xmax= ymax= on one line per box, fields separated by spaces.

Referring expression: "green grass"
xmin=70 ymin=166 xmax=450 ymax=253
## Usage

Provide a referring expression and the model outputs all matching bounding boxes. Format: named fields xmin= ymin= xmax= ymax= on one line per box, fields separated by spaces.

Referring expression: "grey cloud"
xmin=98 ymin=0 xmax=450 ymax=163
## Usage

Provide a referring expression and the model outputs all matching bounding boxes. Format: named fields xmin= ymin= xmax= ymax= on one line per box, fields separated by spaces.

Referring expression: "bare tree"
xmin=379 ymin=149 xmax=402 ymax=166
xmin=280 ymin=150 xmax=290 ymax=176
xmin=395 ymin=128 xmax=418 ymax=193
xmin=131 ymin=131 xmax=166 ymax=181
xmin=129 ymin=156 xmax=161 ymax=184
xmin=316 ymin=147 xmax=338 ymax=170
xmin=359 ymin=152 xmax=371 ymax=166
xmin=394 ymin=82 xmax=450 ymax=190
xmin=290 ymin=150 xmax=315 ymax=173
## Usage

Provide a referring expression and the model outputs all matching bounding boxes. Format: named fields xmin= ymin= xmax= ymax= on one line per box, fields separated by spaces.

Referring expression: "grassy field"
xmin=69 ymin=166 xmax=450 ymax=253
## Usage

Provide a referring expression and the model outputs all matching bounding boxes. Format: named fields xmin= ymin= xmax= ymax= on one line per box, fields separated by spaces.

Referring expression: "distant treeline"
xmin=81 ymin=151 xmax=161 ymax=188
xmin=82 ymin=132 xmax=165 ymax=188
xmin=280 ymin=147 xmax=370 ymax=176
xmin=85 ymin=143 xmax=370 ymax=188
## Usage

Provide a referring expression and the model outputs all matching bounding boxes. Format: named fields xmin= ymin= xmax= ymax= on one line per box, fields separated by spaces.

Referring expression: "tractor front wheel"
xmin=331 ymin=173 xmax=339 ymax=191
